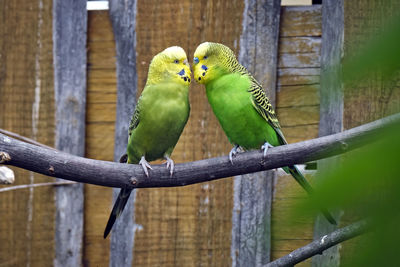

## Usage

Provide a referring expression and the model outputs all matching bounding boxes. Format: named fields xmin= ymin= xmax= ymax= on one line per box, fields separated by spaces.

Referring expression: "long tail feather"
xmin=103 ymin=188 xmax=132 ymax=238
xmin=285 ymin=165 xmax=337 ymax=225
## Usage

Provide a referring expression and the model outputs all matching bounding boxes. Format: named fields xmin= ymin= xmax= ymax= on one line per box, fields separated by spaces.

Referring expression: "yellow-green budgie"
xmin=193 ymin=42 xmax=336 ymax=225
xmin=104 ymin=46 xmax=191 ymax=238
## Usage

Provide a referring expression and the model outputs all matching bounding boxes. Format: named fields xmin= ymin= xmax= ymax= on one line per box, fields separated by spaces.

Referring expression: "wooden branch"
xmin=0 ymin=113 xmax=398 ymax=189
xmin=0 ymin=181 xmax=76 ymax=193
xmin=266 ymin=220 xmax=369 ymax=267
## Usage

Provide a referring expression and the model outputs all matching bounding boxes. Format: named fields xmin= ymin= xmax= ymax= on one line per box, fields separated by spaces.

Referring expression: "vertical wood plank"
xmin=0 ymin=0 xmax=55 ymax=266
xmin=83 ymin=10 xmax=117 ymax=266
xmin=108 ymin=0 xmax=138 ymax=266
xmin=318 ymin=3 xmax=343 ymax=138
xmin=312 ymin=1 xmax=343 ymax=267
xmin=232 ymin=0 xmax=281 ymax=266
xmin=271 ymin=6 xmax=322 ymax=266
xmin=53 ymin=0 xmax=87 ymax=266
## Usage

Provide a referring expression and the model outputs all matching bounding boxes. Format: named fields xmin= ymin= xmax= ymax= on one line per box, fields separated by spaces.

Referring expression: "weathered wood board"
xmin=272 ymin=5 xmax=323 ymax=267
xmin=83 ymin=11 xmax=117 ymax=266
xmin=0 ymin=0 xmax=55 ymax=266
xmin=232 ymin=1 xmax=281 ymax=266
xmin=108 ymin=0 xmax=138 ymax=265
xmin=53 ymin=1 xmax=87 ymax=265
xmin=313 ymin=1 xmax=343 ymax=266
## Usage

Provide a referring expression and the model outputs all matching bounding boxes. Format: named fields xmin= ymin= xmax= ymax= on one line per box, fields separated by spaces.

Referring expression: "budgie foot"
xmin=139 ymin=156 xmax=152 ymax=177
xmin=229 ymin=145 xmax=240 ymax=165
xmin=261 ymin=142 xmax=273 ymax=157
xmin=164 ymin=156 xmax=175 ymax=177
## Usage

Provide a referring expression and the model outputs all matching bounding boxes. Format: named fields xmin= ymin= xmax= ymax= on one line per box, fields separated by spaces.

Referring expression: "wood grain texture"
xmin=276 ymin=6 xmax=322 ymax=145
xmin=53 ymin=0 xmax=87 ymax=266
xmin=272 ymin=5 xmax=322 ymax=265
xmin=108 ymin=0 xmax=138 ymax=265
xmin=132 ymin=1 xmax=243 ymax=265
xmin=0 ymin=0 xmax=55 ymax=266
xmin=312 ymin=1 xmax=344 ymax=266
xmin=232 ymin=0 xmax=281 ymax=265
xmin=271 ymin=174 xmax=313 ymax=267
xmin=280 ymin=6 xmax=321 ymax=37
xmin=83 ymin=11 xmax=116 ymax=267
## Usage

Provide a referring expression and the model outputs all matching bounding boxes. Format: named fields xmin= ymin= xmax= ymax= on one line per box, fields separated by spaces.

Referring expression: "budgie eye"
xmin=203 ymin=56 xmax=208 ymax=60
xmin=174 ymin=59 xmax=179 ymax=64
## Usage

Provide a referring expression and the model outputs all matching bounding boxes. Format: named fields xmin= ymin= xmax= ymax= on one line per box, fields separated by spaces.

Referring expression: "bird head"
xmin=146 ymin=46 xmax=191 ymax=86
xmin=193 ymin=42 xmax=238 ymax=84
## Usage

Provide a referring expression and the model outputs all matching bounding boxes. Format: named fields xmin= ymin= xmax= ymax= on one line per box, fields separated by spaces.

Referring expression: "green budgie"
xmin=193 ymin=42 xmax=336 ymax=225
xmin=104 ymin=46 xmax=191 ymax=238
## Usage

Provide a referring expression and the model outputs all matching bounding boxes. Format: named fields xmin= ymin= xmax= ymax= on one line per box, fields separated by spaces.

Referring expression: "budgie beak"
xmin=193 ymin=57 xmax=199 ymax=65
xmin=193 ymin=63 xmax=207 ymax=84
xmin=177 ymin=63 xmax=191 ymax=84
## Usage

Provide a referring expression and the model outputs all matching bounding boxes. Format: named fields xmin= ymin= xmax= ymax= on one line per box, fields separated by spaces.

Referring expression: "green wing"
xmin=128 ymin=96 xmax=142 ymax=137
xmin=247 ymin=76 xmax=287 ymax=145
xmin=244 ymin=74 xmax=337 ymax=225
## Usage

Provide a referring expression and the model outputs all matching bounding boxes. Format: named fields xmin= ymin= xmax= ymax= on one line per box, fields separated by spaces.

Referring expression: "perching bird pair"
xmin=103 ymin=43 xmax=336 ymax=238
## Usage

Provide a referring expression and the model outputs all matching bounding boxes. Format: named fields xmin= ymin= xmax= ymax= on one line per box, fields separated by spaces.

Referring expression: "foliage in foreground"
xmin=294 ymin=11 xmax=400 ymax=266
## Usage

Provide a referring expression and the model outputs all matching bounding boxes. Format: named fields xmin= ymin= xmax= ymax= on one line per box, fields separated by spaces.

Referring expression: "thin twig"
xmin=266 ymin=220 xmax=369 ymax=266
xmin=0 ymin=113 xmax=399 ymax=189
xmin=0 ymin=128 xmax=55 ymax=150
xmin=0 ymin=181 xmax=76 ymax=193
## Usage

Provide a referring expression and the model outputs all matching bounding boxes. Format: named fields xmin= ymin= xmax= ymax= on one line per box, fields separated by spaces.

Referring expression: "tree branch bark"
xmin=0 ymin=113 xmax=398 ymax=189
xmin=266 ymin=220 xmax=369 ymax=267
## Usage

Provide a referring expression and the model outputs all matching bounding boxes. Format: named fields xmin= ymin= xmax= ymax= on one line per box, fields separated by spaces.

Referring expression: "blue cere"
xmin=194 ymin=57 xmax=199 ymax=64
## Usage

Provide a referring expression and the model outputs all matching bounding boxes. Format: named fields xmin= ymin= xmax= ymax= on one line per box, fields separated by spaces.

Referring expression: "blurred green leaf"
xmin=290 ymin=10 xmax=400 ymax=266
xmin=294 ymin=122 xmax=400 ymax=266
xmin=343 ymin=14 xmax=400 ymax=84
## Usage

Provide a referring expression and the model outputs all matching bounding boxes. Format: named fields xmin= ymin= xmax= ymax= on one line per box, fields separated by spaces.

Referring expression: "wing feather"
xmin=128 ymin=96 xmax=141 ymax=137
xmin=247 ymin=76 xmax=287 ymax=144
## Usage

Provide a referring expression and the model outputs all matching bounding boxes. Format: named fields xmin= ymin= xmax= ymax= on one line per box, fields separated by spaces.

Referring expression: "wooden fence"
xmin=0 ymin=0 xmax=399 ymax=266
